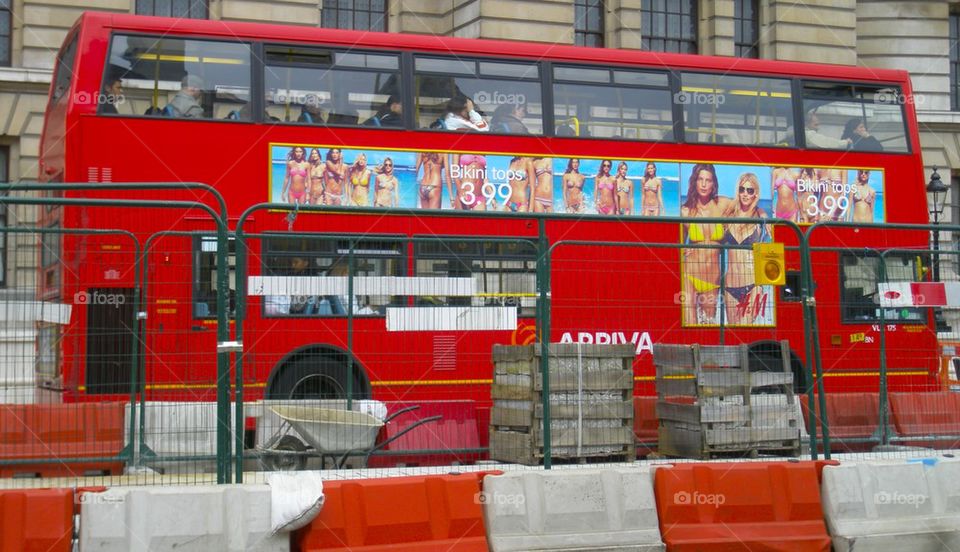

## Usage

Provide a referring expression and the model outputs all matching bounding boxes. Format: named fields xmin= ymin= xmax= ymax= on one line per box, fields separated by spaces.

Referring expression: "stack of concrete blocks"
xmin=654 ymin=341 xmax=801 ymax=459
xmin=489 ymin=343 xmax=636 ymax=465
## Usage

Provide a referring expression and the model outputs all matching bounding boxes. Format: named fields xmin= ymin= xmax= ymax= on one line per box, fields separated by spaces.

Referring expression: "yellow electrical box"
xmin=753 ymin=242 xmax=786 ymax=286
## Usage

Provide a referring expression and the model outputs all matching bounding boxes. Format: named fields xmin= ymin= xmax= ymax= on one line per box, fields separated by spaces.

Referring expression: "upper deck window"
xmin=680 ymin=72 xmax=794 ymax=147
xmin=264 ymin=45 xmax=400 ymax=127
xmin=552 ymin=65 xmax=672 ymax=141
xmin=414 ymin=56 xmax=543 ymax=134
xmin=50 ymin=32 xmax=78 ymax=106
xmin=802 ymin=82 xmax=909 ymax=153
xmin=102 ymin=35 xmax=251 ymax=119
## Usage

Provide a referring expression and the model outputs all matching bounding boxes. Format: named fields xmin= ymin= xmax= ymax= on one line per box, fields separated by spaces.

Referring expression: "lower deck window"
xmin=840 ymin=253 xmax=924 ymax=323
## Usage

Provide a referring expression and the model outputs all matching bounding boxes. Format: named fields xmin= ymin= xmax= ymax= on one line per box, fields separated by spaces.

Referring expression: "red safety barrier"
xmin=633 ymin=396 xmax=658 ymax=455
xmin=654 ymin=461 xmax=835 ymax=551
xmin=294 ymin=472 xmax=493 ymax=552
xmin=799 ymin=393 xmax=880 ymax=452
xmin=367 ymin=401 xmax=482 ymax=468
xmin=0 ymin=488 xmax=74 ymax=552
xmin=889 ymin=392 xmax=960 ymax=448
xmin=0 ymin=402 xmax=125 ymax=477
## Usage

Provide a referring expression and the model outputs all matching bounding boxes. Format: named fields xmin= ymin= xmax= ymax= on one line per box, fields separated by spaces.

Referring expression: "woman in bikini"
xmin=322 ymin=148 xmax=347 ymax=205
xmin=531 ymin=158 xmax=554 ymax=213
xmin=307 ymin=148 xmax=325 ymax=205
xmin=796 ymin=167 xmax=819 ymax=224
xmin=680 ymin=163 xmax=732 ymax=325
xmin=594 ymin=160 xmax=617 ymax=215
xmin=347 ymin=153 xmax=373 ymax=206
xmin=851 ymin=169 xmax=876 ymax=223
xmin=281 ymin=146 xmax=310 ymax=205
xmin=818 ymin=168 xmax=848 ymax=221
xmin=721 ymin=172 xmax=768 ymax=325
xmin=614 ymin=161 xmax=634 ymax=216
xmin=640 ymin=162 xmax=664 ymax=216
xmin=503 ymin=156 xmax=534 ymax=212
xmin=563 ymin=158 xmax=586 ymax=213
xmin=771 ymin=166 xmax=800 ymax=222
xmin=415 ymin=152 xmax=448 ymax=210
xmin=373 ymin=157 xmax=399 ymax=208
xmin=451 ymin=153 xmax=488 ymax=210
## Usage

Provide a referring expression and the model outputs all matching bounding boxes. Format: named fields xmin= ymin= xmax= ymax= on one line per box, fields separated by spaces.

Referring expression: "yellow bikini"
xmin=685 ymin=222 xmax=724 ymax=292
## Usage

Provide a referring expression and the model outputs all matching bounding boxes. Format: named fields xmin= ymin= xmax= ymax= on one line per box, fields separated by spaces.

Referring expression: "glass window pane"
xmin=553 ymin=80 xmax=674 ymax=141
xmin=554 ymin=66 xmax=609 ymax=83
xmin=681 ymin=72 xmax=794 ymax=146
xmin=414 ymin=72 xmax=543 ymax=134
xmin=802 ymin=83 xmax=908 ymax=152
xmin=613 ymin=70 xmax=668 ymax=87
xmin=416 ymin=57 xmax=476 ymax=75
xmin=104 ymin=35 xmax=251 ymax=119
xmin=479 ymin=61 xmax=539 ymax=79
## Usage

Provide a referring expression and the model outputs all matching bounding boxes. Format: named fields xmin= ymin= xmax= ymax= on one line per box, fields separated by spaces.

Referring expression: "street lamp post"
xmin=927 ymin=167 xmax=948 ymax=283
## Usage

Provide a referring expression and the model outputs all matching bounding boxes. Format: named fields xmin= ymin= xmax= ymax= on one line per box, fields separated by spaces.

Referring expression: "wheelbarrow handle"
xmin=383 ymin=405 xmax=421 ymax=424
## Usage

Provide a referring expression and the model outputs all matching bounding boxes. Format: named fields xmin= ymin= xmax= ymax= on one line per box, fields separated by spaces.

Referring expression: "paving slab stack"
xmin=489 ymin=343 xmax=636 ymax=465
xmin=654 ymin=341 xmax=801 ymax=459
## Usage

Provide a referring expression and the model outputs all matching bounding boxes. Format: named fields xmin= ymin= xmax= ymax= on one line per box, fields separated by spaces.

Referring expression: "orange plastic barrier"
xmin=294 ymin=472 xmax=492 ymax=552
xmin=0 ymin=402 xmax=125 ymax=477
xmin=0 ymin=488 xmax=74 ymax=552
xmin=633 ymin=396 xmax=658 ymax=455
xmin=889 ymin=392 xmax=960 ymax=448
xmin=654 ymin=461 xmax=835 ymax=551
xmin=799 ymin=393 xmax=880 ymax=452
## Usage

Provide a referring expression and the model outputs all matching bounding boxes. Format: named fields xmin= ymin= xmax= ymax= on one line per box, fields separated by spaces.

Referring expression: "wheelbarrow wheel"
xmin=264 ymin=435 xmax=308 ymax=471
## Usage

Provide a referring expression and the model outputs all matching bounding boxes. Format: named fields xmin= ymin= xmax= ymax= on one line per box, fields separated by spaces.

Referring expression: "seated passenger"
xmin=364 ymin=95 xmax=403 ymax=127
xmin=98 ymin=73 xmax=124 ymax=115
xmin=804 ymin=111 xmax=851 ymax=149
xmin=842 ymin=117 xmax=883 ymax=152
xmin=490 ymin=102 xmax=530 ymax=134
xmin=443 ymin=96 xmax=489 ymax=132
xmin=165 ymin=74 xmax=205 ymax=118
xmin=298 ymin=94 xmax=326 ymax=124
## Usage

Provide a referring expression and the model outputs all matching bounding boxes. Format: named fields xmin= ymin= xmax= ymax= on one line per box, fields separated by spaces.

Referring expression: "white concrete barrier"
xmin=482 ymin=468 xmax=664 ymax=551
xmin=79 ymin=485 xmax=289 ymax=551
xmin=821 ymin=458 xmax=960 ymax=551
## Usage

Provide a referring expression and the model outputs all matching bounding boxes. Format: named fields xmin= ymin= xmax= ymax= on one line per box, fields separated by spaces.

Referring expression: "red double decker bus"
xmin=38 ymin=12 xmax=936 ymax=413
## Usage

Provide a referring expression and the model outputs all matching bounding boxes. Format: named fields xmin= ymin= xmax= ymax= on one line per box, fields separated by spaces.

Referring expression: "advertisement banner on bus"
xmin=269 ymin=144 xmax=884 ymax=224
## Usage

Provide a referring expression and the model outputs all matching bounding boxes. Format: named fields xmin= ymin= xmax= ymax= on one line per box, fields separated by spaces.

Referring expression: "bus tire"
xmin=747 ymin=340 xmax=807 ymax=394
xmin=265 ymin=346 xmax=371 ymax=400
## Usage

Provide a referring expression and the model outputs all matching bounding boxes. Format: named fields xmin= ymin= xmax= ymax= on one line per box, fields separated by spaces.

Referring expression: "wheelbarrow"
xmin=258 ymin=404 xmax=441 ymax=470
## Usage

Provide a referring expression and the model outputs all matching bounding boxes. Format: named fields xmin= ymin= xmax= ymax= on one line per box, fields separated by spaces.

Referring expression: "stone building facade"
xmin=0 ymin=0 xmax=957 ymax=302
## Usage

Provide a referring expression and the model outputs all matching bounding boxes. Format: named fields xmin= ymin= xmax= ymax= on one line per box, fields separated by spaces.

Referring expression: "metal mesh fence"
xmin=2 ymin=191 xmax=960 ymax=487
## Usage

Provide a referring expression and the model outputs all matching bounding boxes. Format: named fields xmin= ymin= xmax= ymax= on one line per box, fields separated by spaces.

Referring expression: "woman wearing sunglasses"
xmin=373 ymin=157 xmax=399 ymax=208
xmin=721 ymin=172 xmax=769 ymax=325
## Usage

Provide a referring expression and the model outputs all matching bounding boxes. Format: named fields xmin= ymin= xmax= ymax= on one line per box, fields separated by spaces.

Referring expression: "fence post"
xmin=799 ymin=233 xmax=823 ymax=459
xmin=537 ymin=219 xmax=551 ymax=469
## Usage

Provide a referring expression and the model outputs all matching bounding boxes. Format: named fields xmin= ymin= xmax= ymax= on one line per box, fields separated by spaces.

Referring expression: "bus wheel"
xmin=747 ymin=341 xmax=807 ymax=394
xmin=266 ymin=347 xmax=371 ymax=400
xmin=263 ymin=435 xmax=307 ymax=471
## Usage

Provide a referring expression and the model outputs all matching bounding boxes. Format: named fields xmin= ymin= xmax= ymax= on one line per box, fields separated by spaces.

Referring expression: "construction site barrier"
xmin=0 ymin=487 xmax=74 ymax=552
xmin=800 ymin=393 xmax=880 ymax=452
xmin=654 ymin=461 xmax=834 ymax=551
xmin=482 ymin=468 xmax=664 ymax=551
xmin=78 ymin=485 xmax=289 ymax=551
xmin=293 ymin=472 xmax=491 ymax=552
xmin=0 ymin=402 xmax=125 ymax=477
xmin=888 ymin=392 xmax=960 ymax=449
xmin=821 ymin=458 xmax=960 ymax=551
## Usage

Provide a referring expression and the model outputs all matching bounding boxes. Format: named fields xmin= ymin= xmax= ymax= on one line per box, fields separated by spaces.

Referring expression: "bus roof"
xmin=75 ymin=11 xmax=910 ymax=85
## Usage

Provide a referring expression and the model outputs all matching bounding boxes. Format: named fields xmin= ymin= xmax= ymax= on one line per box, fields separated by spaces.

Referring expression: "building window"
xmin=641 ymin=0 xmax=697 ymax=54
xmin=0 ymin=0 xmax=10 ymax=66
xmin=734 ymin=0 xmax=759 ymax=58
xmin=0 ymin=147 xmax=6 ymax=287
xmin=321 ymin=0 xmax=387 ymax=31
xmin=574 ymin=0 xmax=604 ymax=48
xmin=951 ymin=11 xmax=960 ymax=110
xmin=135 ymin=0 xmax=208 ymax=18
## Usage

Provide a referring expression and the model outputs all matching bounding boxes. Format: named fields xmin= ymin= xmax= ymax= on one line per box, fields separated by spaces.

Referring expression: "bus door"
xmin=84 ymin=287 xmax=136 ymax=394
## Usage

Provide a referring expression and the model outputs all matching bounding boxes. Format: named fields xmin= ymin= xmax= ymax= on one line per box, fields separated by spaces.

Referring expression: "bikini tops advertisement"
xmin=269 ymin=143 xmax=885 ymax=224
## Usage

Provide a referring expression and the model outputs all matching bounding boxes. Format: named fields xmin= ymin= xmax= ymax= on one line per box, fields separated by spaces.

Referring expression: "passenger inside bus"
xmin=98 ymin=72 xmax=124 ymax=115
xmin=804 ymin=110 xmax=852 ymax=149
xmin=443 ymin=96 xmax=489 ymax=132
xmin=364 ymin=95 xmax=403 ymax=127
xmin=165 ymin=74 xmax=205 ymax=118
xmin=298 ymin=94 xmax=326 ymax=124
xmin=490 ymin=102 xmax=529 ymax=134
xmin=842 ymin=117 xmax=884 ymax=152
